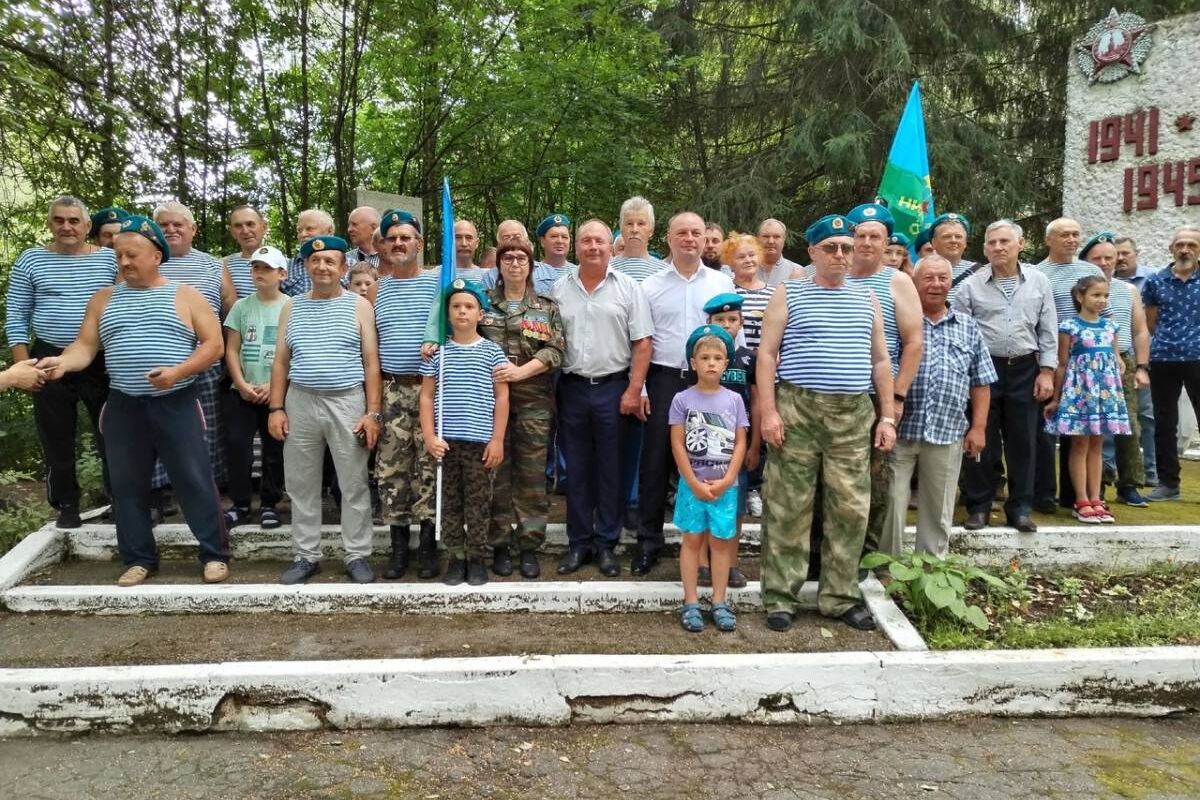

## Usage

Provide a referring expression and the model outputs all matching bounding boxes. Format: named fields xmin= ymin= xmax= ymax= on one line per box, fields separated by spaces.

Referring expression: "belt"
xmin=648 ymin=363 xmax=694 ymax=381
xmin=991 ymin=352 xmax=1037 ymax=366
xmin=382 ymin=371 xmax=422 ymax=385
xmin=562 ymin=370 xmax=627 ymax=386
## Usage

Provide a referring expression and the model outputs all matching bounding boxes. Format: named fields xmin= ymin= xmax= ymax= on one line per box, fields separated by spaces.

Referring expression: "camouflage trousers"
xmin=489 ymin=401 xmax=550 ymax=551
xmin=441 ymin=440 xmax=493 ymax=559
xmin=862 ymin=396 xmax=893 ymax=555
xmin=762 ymin=383 xmax=873 ymax=618
xmin=375 ymin=380 xmax=436 ymax=525
xmin=1110 ymin=355 xmax=1145 ymax=489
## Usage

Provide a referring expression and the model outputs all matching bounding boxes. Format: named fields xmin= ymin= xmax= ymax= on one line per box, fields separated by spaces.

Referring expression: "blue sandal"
xmin=711 ymin=602 xmax=737 ymax=632
xmin=680 ymin=602 xmax=704 ymax=632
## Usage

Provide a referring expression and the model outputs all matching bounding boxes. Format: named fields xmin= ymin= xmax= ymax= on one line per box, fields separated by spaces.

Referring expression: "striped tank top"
xmin=99 ymin=282 xmax=197 ymax=396
xmin=777 ymin=279 xmax=874 ymax=394
xmin=1108 ymin=277 xmax=1134 ymax=353
xmin=285 ymin=291 xmax=365 ymax=390
xmin=846 ymin=266 xmax=899 ymax=375
xmin=375 ymin=271 xmax=439 ymax=374
xmin=734 ymin=284 xmax=773 ymax=349
xmin=160 ymin=248 xmax=223 ymax=318
xmin=224 ymin=252 xmax=256 ymax=299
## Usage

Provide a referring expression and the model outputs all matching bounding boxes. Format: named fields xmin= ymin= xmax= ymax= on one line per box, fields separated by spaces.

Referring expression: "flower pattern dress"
xmin=1047 ymin=316 xmax=1132 ymax=436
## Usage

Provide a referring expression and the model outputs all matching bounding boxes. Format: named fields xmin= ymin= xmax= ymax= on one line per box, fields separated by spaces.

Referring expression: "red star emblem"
xmin=1178 ymin=114 xmax=1196 ymax=133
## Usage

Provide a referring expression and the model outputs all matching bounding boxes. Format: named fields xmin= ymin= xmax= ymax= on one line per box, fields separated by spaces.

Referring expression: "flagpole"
xmin=434 ymin=177 xmax=456 ymax=542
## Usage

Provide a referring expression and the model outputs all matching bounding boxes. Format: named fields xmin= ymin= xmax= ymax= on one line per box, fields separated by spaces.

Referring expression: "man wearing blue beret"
xmin=89 ymin=206 xmax=131 ymax=248
xmin=928 ymin=212 xmax=980 ymax=302
xmin=536 ymin=213 xmax=576 ymax=279
xmin=757 ymin=213 xmax=895 ymax=632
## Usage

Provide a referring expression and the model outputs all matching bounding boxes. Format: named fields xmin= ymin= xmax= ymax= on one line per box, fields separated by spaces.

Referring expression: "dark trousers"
xmin=1035 ymin=422 xmax=1058 ymax=507
xmin=962 ymin=357 xmax=1039 ymax=518
xmin=558 ymin=373 xmax=628 ymax=553
xmin=30 ymin=340 xmax=110 ymax=508
xmin=222 ymin=390 xmax=284 ymax=509
xmin=637 ymin=366 xmax=689 ymax=554
xmin=1150 ymin=361 xmax=1200 ymax=489
xmin=103 ymin=386 xmax=229 ymax=569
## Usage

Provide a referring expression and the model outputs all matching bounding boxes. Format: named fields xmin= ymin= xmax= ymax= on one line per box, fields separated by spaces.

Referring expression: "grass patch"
xmin=923 ymin=563 xmax=1200 ymax=650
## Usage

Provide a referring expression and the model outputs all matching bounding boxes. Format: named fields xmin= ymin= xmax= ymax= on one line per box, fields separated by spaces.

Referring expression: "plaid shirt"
xmin=898 ymin=309 xmax=997 ymax=445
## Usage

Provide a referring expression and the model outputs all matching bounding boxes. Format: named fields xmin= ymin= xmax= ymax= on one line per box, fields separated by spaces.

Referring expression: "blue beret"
xmin=446 ymin=277 xmax=492 ymax=312
xmin=846 ymin=203 xmax=894 ymax=235
xmin=914 ymin=227 xmax=933 ymax=252
xmin=1079 ymin=231 xmax=1117 ymax=262
xmin=804 ymin=214 xmax=855 ymax=245
xmin=929 ymin=212 xmax=971 ymax=237
xmin=299 ymin=235 xmax=348 ymax=260
xmin=380 ymin=209 xmax=420 ymax=237
xmin=536 ymin=213 xmax=570 ymax=238
xmin=686 ymin=324 xmax=735 ymax=362
xmin=117 ymin=215 xmax=170 ymax=263
xmin=90 ymin=207 xmax=131 ymax=238
xmin=703 ymin=292 xmax=744 ymax=315
xmin=887 ymin=232 xmax=912 ymax=248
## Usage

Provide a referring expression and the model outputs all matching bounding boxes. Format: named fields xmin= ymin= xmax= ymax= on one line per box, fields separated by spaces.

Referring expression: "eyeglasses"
xmin=500 ymin=254 xmax=530 ymax=265
xmin=818 ymin=242 xmax=854 ymax=255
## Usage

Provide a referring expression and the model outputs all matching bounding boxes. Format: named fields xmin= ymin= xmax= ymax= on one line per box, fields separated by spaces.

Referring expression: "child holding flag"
xmin=420 ymin=280 xmax=509 ymax=585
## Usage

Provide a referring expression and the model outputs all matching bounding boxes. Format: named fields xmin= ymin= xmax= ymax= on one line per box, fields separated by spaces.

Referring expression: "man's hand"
xmin=745 ymin=444 xmax=760 ymax=472
xmin=619 ymin=386 xmax=644 ymax=419
xmin=1033 ymin=371 xmax=1054 ymax=402
xmin=874 ymin=420 xmax=896 ymax=452
xmin=425 ymin=436 xmax=449 ymax=459
xmin=492 ymin=362 xmax=523 ymax=384
xmin=4 ymin=359 xmax=46 ymax=391
xmin=963 ymin=425 xmax=986 ymax=458
xmin=35 ymin=356 xmax=67 ymax=382
xmin=420 ymin=343 xmax=439 ymax=361
xmin=352 ymin=415 xmax=380 ymax=449
xmin=147 ymin=366 xmax=181 ymax=391
xmin=268 ymin=410 xmax=289 ymax=441
xmin=761 ymin=410 xmax=784 ymax=448
xmin=482 ymin=438 xmax=504 ymax=469
xmin=1135 ymin=366 xmax=1150 ymax=389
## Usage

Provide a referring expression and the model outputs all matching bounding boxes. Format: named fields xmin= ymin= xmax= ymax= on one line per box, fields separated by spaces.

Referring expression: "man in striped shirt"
xmin=610 ymin=196 xmax=670 ymax=283
xmin=535 ymin=213 xmax=576 ymax=279
xmin=757 ymin=213 xmax=895 ymax=632
xmin=89 ymin=206 xmax=130 ymax=248
xmin=6 ymin=195 xmax=117 ymax=528
xmin=758 ymin=218 xmax=804 ymax=288
xmin=930 ymin=212 xmax=978 ymax=300
xmin=345 ymin=206 xmax=382 ymax=269
xmin=282 ymin=209 xmax=337 ymax=296
xmin=449 ymin=220 xmax=489 ymax=283
xmin=221 ymin=205 xmax=269 ymax=307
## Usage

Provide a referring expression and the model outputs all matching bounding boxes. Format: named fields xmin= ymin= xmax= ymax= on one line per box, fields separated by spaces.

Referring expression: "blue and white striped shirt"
xmin=610 ymin=255 xmax=669 ymax=283
xmin=224 ymin=252 xmax=256 ymax=299
xmin=99 ymin=282 xmax=197 ymax=396
xmin=160 ymin=248 xmax=223 ymax=319
xmin=376 ymin=271 xmax=439 ymax=374
xmin=285 ymin=292 xmax=365 ymax=390
xmin=5 ymin=246 xmax=117 ymax=348
xmin=734 ymin=284 xmax=773 ymax=349
xmin=846 ymin=266 xmax=900 ymax=375
xmin=1108 ymin=277 xmax=1134 ymax=353
xmin=419 ymin=337 xmax=507 ymax=443
xmin=1032 ymin=260 xmax=1106 ymax=324
xmin=777 ymin=280 xmax=875 ymax=394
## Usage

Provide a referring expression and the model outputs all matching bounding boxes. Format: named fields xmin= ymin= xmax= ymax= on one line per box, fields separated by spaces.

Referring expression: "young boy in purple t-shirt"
xmin=670 ymin=324 xmax=748 ymax=633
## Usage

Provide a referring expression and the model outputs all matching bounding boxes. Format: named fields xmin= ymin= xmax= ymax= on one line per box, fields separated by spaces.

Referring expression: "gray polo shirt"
xmin=763 ymin=257 xmax=803 ymax=288
xmin=552 ymin=265 xmax=654 ymax=378
xmin=952 ymin=263 xmax=1058 ymax=369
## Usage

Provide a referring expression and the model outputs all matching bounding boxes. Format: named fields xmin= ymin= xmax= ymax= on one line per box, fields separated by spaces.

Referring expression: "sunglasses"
xmin=818 ymin=242 xmax=854 ymax=255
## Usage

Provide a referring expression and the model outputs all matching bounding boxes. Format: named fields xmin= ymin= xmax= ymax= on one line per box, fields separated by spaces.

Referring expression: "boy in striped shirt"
xmin=420 ymin=280 xmax=509 ymax=587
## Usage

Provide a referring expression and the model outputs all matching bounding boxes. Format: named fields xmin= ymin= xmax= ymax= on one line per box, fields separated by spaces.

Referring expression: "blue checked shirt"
xmin=1141 ymin=263 xmax=1200 ymax=362
xmin=898 ymin=309 xmax=997 ymax=445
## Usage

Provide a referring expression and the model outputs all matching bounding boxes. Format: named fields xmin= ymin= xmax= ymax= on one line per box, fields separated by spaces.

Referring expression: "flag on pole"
xmin=437 ymin=177 xmax=457 ymax=343
xmin=877 ymin=82 xmax=935 ymax=239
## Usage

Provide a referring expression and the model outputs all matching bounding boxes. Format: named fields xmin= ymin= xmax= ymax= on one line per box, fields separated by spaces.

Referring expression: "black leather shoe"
xmin=766 ymin=611 xmax=793 ymax=632
xmin=345 ymin=558 xmax=375 ymax=584
xmin=963 ymin=511 xmax=988 ymax=530
xmin=557 ymin=549 xmax=591 ymax=574
xmin=596 ymin=548 xmax=620 ymax=577
xmin=443 ymin=557 xmax=467 ymax=586
xmin=467 ymin=558 xmax=488 ymax=586
xmin=417 ymin=520 xmax=440 ymax=579
xmin=492 ymin=546 xmax=513 ymax=577
xmin=518 ymin=550 xmax=540 ymax=579
xmin=839 ymin=605 xmax=876 ymax=631
xmin=1033 ymin=498 xmax=1058 ymax=515
xmin=383 ymin=525 xmax=410 ymax=580
xmin=727 ymin=567 xmax=748 ymax=589
xmin=56 ymin=505 xmax=82 ymax=529
xmin=630 ymin=548 xmax=659 ymax=577
xmin=1008 ymin=515 xmax=1037 ymax=533
xmin=280 ymin=559 xmax=320 ymax=585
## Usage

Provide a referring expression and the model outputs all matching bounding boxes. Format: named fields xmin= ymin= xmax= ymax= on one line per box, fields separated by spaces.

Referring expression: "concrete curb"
xmin=0 ymin=647 xmax=1195 ymax=735
xmin=59 ymin=523 xmax=1200 ymax=569
xmin=861 ymin=577 xmax=927 ymax=652
xmin=0 ymin=529 xmax=63 ymax=593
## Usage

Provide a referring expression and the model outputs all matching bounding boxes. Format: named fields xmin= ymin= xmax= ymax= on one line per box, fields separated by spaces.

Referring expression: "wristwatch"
xmin=368 ymin=411 xmax=383 ymax=422
xmin=1136 ymin=363 xmax=1150 ymax=371
xmin=878 ymin=416 xmax=896 ymax=427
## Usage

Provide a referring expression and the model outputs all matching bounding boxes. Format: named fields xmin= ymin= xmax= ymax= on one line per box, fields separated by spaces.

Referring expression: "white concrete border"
xmin=0 ymin=647 xmax=1195 ymax=735
xmin=861 ymin=577 xmax=927 ymax=652
xmin=0 ymin=529 xmax=62 ymax=593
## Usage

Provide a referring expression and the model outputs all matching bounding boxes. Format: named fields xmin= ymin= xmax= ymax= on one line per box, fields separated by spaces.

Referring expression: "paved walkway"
xmin=3 ymin=716 xmax=1198 ymax=799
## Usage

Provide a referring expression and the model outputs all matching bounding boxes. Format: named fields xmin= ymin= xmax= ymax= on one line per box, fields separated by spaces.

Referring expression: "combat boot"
xmin=383 ymin=524 xmax=410 ymax=580
xmin=417 ymin=520 xmax=441 ymax=579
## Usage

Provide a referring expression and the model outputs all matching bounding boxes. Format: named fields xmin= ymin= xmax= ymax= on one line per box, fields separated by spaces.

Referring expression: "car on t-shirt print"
xmin=685 ymin=410 xmax=735 ymax=459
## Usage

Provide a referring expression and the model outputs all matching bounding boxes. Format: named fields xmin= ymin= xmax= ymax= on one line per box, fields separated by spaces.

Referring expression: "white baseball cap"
xmin=249 ymin=245 xmax=288 ymax=274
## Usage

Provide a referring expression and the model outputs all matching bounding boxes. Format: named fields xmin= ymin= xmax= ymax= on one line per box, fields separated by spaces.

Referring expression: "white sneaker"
xmin=747 ymin=490 xmax=763 ymax=518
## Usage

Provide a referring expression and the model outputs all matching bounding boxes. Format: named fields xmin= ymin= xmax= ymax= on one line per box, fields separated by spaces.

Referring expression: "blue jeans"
xmin=103 ymin=385 xmax=229 ymax=570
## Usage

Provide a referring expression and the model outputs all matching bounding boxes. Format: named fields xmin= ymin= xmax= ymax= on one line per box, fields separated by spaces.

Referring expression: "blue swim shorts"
xmin=672 ymin=475 xmax=738 ymax=540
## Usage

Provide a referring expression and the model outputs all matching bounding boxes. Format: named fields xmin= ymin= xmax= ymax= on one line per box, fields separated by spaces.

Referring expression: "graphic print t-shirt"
xmin=224 ymin=294 xmax=288 ymax=385
xmin=668 ymin=386 xmax=749 ymax=481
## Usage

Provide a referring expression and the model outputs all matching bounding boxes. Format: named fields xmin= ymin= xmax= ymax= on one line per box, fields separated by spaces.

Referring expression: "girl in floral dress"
xmin=1045 ymin=275 xmax=1131 ymax=523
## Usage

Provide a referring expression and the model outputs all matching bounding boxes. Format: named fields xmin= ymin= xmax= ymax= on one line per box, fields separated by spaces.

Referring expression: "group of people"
xmin=7 ymin=192 xmax=1200 ymax=634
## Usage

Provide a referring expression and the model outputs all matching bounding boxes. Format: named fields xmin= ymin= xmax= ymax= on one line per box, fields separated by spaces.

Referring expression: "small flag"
xmin=877 ymin=82 xmax=935 ymax=240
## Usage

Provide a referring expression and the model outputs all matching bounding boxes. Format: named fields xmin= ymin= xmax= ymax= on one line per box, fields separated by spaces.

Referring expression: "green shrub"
xmin=862 ymin=551 xmax=1012 ymax=631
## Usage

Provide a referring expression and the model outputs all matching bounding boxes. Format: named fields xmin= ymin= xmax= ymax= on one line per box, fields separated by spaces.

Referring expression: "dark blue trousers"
xmin=103 ymin=385 xmax=229 ymax=569
xmin=557 ymin=373 xmax=628 ymax=553
xmin=637 ymin=366 xmax=689 ymax=554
